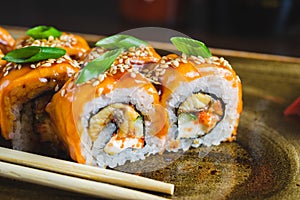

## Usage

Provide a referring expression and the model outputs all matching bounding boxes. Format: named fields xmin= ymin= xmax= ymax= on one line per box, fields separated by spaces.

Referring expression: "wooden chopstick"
xmin=0 ymin=161 xmax=170 ymax=200
xmin=0 ymin=147 xmax=174 ymax=195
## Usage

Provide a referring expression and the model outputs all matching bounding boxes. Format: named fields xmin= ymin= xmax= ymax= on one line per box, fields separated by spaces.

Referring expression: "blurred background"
xmin=0 ymin=0 xmax=299 ymax=57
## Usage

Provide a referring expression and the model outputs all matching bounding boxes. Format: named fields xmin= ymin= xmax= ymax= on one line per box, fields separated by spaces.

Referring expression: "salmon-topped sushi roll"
xmin=141 ymin=37 xmax=243 ymax=152
xmin=46 ymin=34 xmax=169 ymax=168
xmin=0 ymin=46 xmax=81 ymax=156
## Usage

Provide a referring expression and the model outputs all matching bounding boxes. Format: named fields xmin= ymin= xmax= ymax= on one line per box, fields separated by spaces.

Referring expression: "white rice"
xmin=10 ymin=102 xmax=39 ymax=153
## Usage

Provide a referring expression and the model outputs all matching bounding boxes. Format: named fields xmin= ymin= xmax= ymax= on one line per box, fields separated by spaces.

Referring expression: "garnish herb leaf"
xmin=170 ymin=37 xmax=212 ymax=58
xmin=26 ymin=25 xmax=62 ymax=39
xmin=76 ymin=48 xmax=123 ymax=84
xmin=95 ymin=34 xmax=148 ymax=50
xmin=2 ymin=46 xmax=66 ymax=63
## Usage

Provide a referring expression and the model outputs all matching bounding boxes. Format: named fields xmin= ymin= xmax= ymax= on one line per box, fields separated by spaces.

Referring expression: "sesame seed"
xmin=140 ymin=52 xmax=147 ymax=57
xmin=3 ymin=71 xmax=9 ymax=76
xmin=181 ymin=58 xmax=188 ymax=63
xmin=224 ymin=61 xmax=232 ymax=69
xmin=211 ymin=56 xmax=219 ymax=61
xmin=111 ymin=69 xmax=117 ymax=75
xmin=99 ymin=74 xmax=105 ymax=82
xmin=135 ymin=50 xmax=141 ymax=56
xmin=63 ymin=55 xmax=70 ymax=60
xmin=74 ymin=73 xmax=79 ymax=78
xmin=48 ymin=36 xmax=54 ymax=41
xmin=128 ymin=52 xmax=135 ymax=57
xmin=198 ymin=56 xmax=205 ymax=63
xmin=67 ymin=82 xmax=74 ymax=90
xmin=92 ymin=80 xmax=100 ymax=87
xmin=98 ymin=87 xmax=104 ymax=94
xmin=39 ymin=78 xmax=48 ymax=83
xmin=54 ymin=84 xmax=60 ymax=92
xmin=152 ymin=76 xmax=158 ymax=82
xmin=156 ymin=67 xmax=162 ymax=72
xmin=191 ymin=55 xmax=197 ymax=60
xmin=56 ymin=59 xmax=63 ymax=64
xmin=206 ymin=59 xmax=212 ymax=64
xmin=41 ymin=63 xmax=52 ymax=67
xmin=159 ymin=69 xmax=166 ymax=75
xmin=110 ymin=64 xmax=117 ymax=71
xmin=33 ymin=40 xmax=41 ymax=46
xmin=160 ymin=64 xmax=168 ymax=69
xmin=61 ymin=89 xmax=66 ymax=97
xmin=193 ymin=60 xmax=202 ymax=65
xmin=155 ymin=71 xmax=160 ymax=77
xmin=123 ymin=64 xmax=130 ymax=69
xmin=70 ymin=61 xmax=80 ymax=68
xmin=124 ymin=59 xmax=130 ymax=65
xmin=144 ymin=72 xmax=151 ymax=78
xmin=48 ymin=59 xmax=55 ymax=63
xmin=212 ymin=61 xmax=221 ymax=66
xmin=173 ymin=60 xmax=180 ymax=67
xmin=148 ymin=50 xmax=153 ymax=57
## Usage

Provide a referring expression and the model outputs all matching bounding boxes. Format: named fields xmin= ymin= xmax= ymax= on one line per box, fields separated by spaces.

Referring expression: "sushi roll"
xmin=141 ymin=37 xmax=243 ymax=152
xmin=46 ymin=35 xmax=169 ymax=168
xmin=15 ymin=25 xmax=90 ymax=61
xmin=0 ymin=26 xmax=15 ymax=54
xmin=0 ymin=46 xmax=81 ymax=156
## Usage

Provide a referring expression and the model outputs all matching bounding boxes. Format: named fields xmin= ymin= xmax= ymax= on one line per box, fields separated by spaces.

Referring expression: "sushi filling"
xmin=177 ymin=92 xmax=224 ymax=139
xmin=88 ymin=103 xmax=145 ymax=155
xmin=12 ymin=93 xmax=61 ymax=154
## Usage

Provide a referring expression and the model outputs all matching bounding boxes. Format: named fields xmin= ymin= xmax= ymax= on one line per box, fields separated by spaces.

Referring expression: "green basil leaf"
xmin=76 ymin=48 xmax=123 ymax=84
xmin=2 ymin=46 xmax=66 ymax=63
xmin=26 ymin=25 xmax=62 ymax=39
xmin=95 ymin=34 xmax=148 ymax=50
xmin=170 ymin=37 xmax=212 ymax=58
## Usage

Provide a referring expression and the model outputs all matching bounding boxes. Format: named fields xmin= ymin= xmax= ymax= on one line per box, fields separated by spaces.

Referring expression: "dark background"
xmin=1 ymin=0 xmax=300 ymax=57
